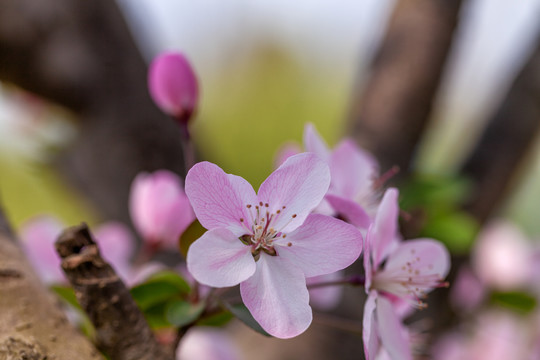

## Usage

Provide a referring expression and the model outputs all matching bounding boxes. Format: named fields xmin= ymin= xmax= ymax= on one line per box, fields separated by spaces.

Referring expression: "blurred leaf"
xmin=143 ymin=303 xmax=171 ymax=329
xmin=400 ymin=175 xmax=471 ymax=211
xmin=131 ymin=281 xmax=185 ymax=310
xmin=421 ymin=212 xmax=479 ymax=255
xmin=145 ymin=271 xmax=191 ymax=294
xmin=180 ymin=220 xmax=206 ymax=258
xmin=196 ymin=310 xmax=234 ymax=327
xmin=50 ymin=285 xmax=82 ymax=311
xmin=224 ymin=303 xmax=271 ymax=337
xmin=491 ymin=291 xmax=537 ymax=314
xmin=166 ymin=300 xmax=205 ymax=327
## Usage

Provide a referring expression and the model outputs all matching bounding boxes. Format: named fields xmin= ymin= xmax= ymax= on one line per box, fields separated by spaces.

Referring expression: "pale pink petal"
xmin=473 ymin=220 xmax=531 ymax=290
xmin=376 ymin=296 xmax=412 ymax=360
xmin=363 ymin=291 xmax=380 ymax=360
xmin=274 ymin=214 xmax=362 ymax=277
xmin=240 ymin=255 xmax=311 ymax=338
xmin=148 ymin=52 xmax=199 ymax=118
xmin=372 ymin=188 xmax=400 ymax=268
xmin=273 ymin=142 xmax=301 ymax=168
xmin=384 ymin=239 xmax=451 ymax=283
xmin=187 ymin=228 xmax=255 ymax=287
xmin=185 ymin=162 xmax=257 ymax=236
xmin=307 ymin=271 xmax=343 ymax=310
xmin=303 ymin=123 xmax=330 ymax=162
xmin=176 ymin=328 xmax=242 ymax=360
xmin=364 ymin=225 xmax=374 ymax=292
xmin=94 ymin=222 xmax=136 ymax=281
xmin=257 ymin=153 xmax=330 ymax=233
xmin=130 ymin=170 xmax=195 ymax=249
xmin=328 ymin=139 xmax=377 ymax=200
xmin=326 ymin=194 xmax=372 ymax=229
xmin=20 ymin=215 xmax=65 ymax=284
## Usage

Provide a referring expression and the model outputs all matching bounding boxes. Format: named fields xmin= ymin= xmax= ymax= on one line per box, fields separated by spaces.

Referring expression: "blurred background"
xmin=1 ymin=0 xmax=540 ymax=358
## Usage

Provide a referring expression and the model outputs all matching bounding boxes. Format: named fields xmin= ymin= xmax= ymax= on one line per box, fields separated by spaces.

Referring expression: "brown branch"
xmin=347 ymin=0 xmax=464 ymax=176
xmin=0 ymin=207 xmax=102 ymax=360
xmin=55 ymin=223 xmax=172 ymax=360
xmin=460 ymin=36 xmax=540 ymax=223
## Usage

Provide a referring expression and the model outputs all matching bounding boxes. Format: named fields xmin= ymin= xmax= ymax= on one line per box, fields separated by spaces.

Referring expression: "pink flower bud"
xmin=129 ymin=170 xmax=195 ymax=251
xmin=148 ymin=52 xmax=199 ymax=122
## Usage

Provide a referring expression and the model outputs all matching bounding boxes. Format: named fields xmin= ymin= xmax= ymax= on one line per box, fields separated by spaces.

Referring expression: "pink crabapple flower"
xmin=148 ymin=51 xmax=199 ymax=121
xmin=363 ymin=188 xmax=450 ymax=360
xmin=21 ymin=216 xmax=137 ymax=284
xmin=185 ymin=153 xmax=363 ymax=338
xmin=130 ymin=169 xmax=195 ymax=252
xmin=276 ymin=123 xmax=380 ymax=228
xmin=472 ymin=220 xmax=532 ymax=291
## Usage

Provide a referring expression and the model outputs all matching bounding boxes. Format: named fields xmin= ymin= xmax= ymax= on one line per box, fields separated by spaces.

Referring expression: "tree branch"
xmin=55 ymin=223 xmax=172 ymax=360
xmin=0 ymin=207 xmax=102 ymax=359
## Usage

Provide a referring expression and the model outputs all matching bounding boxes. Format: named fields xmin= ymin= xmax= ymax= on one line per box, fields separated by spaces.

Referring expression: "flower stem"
xmin=307 ymin=274 xmax=365 ymax=289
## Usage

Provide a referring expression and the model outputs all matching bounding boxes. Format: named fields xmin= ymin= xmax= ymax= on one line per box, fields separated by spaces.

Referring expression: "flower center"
xmin=372 ymin=252 xmax=448 ymax=309
xmin=238 ymin=202 xmax=296 ymax=260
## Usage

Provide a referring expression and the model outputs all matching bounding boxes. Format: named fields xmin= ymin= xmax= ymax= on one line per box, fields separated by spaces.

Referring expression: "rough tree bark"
xmin=0 ymin=0 xmax=185 ymax=224
xmin=347 ymin=0 xmax=464 ymax=176
xmin=0 ymin=207 xmax=102 ymax=360
xmin=55 ymin=223 xmax=172 ymax=360
xmin=460 ymin=35 xmax=540 ymax=223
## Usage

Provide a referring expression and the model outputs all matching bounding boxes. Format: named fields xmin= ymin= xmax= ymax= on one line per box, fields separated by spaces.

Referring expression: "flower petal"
xmin=371 ymin=188 xmax=400 ymax=268
xmin=383 ymin=238 xmax=451 ymax=286
xmin=325 ymin=194 xmax=372 ymax=229
xmin=185 ymin=162 xmax=257 ymax=235
xmin=303 ymin=123 xmax=330 ymax=162
xmin=257 ymin=153 xmax=330 ymax=232
xmin=376 ymin=296 xmax=412 ymax=360
xmin=328 ymin=139 xmax=377 ymax=200
xmin=240 ymin=255 xmax=312 ymax=338
xmin=94 ymin=222 xmax=136 ymax=281
xmin=187 ymin=228 xmax=256 ymax=287
xmin=274 ymin=142 xmax=302 ymax=168
xmin=363 ymin=291 xmax=380 ymax=360
xmin=274 ymin=214 xmax=362 ymax=277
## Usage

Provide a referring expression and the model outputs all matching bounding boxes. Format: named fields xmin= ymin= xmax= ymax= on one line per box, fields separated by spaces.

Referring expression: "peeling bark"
xmin=55 ymin=223 xmax=172 ymax=360
xmin=0 ymin=208 xmax=102 ymax=360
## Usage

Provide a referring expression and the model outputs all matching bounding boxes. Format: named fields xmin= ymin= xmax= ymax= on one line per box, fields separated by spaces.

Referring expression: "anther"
xmin=292 ymin=214 xmax=297 ymax=218
xmin=247 ymin=204 xmax=252 ymax=208
xmin=259 ymin=202 xmax=263 ymax=206
xmin=287 ymin=242 xmax=292 ymax=247
xmin=240 ymin=218 xmax=244 ymax=222
xmin=265 ymin=203 xmax=269 ymax=207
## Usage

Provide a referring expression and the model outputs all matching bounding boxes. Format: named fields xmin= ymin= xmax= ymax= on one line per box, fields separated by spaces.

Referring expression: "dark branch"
xmin=55 ymin=223 xmax=172 ymax=360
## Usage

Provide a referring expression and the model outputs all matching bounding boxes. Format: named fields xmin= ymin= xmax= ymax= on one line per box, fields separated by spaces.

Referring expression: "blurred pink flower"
xmin=363 ymin=188 xmax=450 ymax=360
xmin=473 ymin=220 xmax=532 ymax=291
xmin=148 ymin=51 xmax=199 ymax=122
xmin=185 ymin=153 xmax=363 ymax=338
xmin=20 ymin=215 xmax=65 ymax=284
xmin=129 ymin=170 xmax=195 ymax=251
xmin=176 ymin=328 xmax=242 ymax=360
xmin=450 ymin=266 xmax=486 ymax=311
xmin=21 ymin=216 xmax=137 ymax=284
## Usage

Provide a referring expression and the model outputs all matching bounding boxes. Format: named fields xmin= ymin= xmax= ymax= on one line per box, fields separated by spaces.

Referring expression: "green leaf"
xmin=130 ymin=271 xmax=191 ymax=310
xmin=421 ymin=212 xmax=479 ymax=255
xmin=143 ymin=303 xmax=171 ymax=329
xmin=180 ymin=220 xmax=207 ymax=258
xmin=196 ymin=310 xmax=234 ymax=327
xmin=131 ymin=282 xmax=184 ymax=310
xmin=145 ymin=271 xmax=191 ymax=294
xmin=224 ymin=303 xmax=271 ymax=337
xmin=50 ymin=285 xmax=82 ymax=311
xmin=166 ymin=300 xmax=205 ymax=327
xmin=491 ymin=291 xmax=537 ymax=314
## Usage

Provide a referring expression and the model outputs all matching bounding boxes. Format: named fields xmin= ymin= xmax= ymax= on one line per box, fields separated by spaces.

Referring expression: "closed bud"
xmin=148 ymin=51 xmax=199 ymax=123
